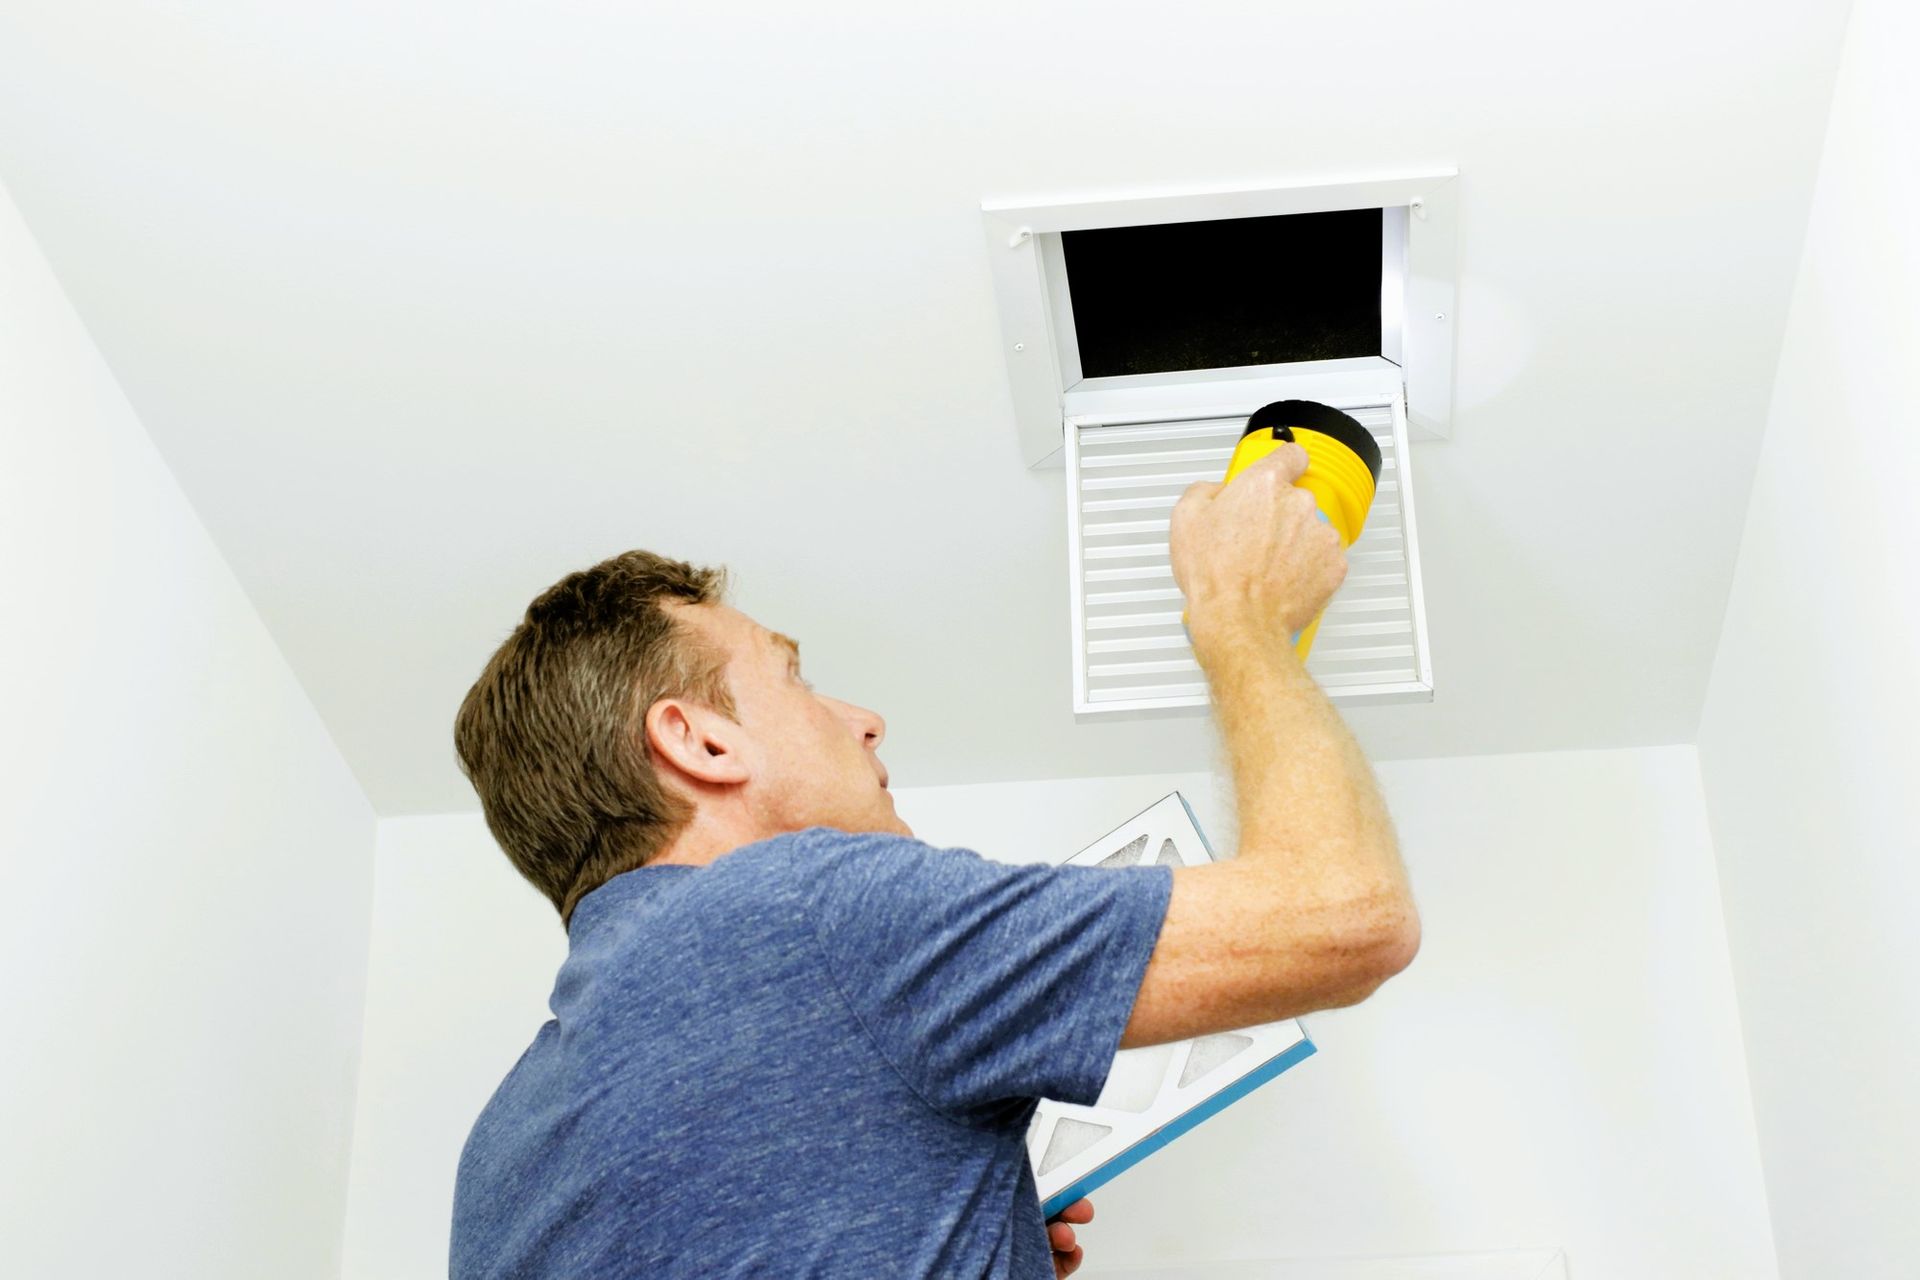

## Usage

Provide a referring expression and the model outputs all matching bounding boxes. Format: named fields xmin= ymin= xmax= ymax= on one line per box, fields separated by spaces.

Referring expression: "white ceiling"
xmin=0 ymin=1 xmax=1853 ymax=814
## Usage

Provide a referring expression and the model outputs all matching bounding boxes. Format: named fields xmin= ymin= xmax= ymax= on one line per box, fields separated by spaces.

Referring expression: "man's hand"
xmin=1046 ymin=1197 xmax=1094 ymax=1277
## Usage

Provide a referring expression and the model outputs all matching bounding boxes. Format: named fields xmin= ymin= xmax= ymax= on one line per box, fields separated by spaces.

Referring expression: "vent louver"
xmin=1066 ymin=394 xmax=1432 ymax=712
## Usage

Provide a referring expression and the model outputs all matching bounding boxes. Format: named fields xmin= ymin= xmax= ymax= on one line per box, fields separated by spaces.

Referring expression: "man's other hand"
xmin=1046 ymin=1197 xmax=1094 ymax=1277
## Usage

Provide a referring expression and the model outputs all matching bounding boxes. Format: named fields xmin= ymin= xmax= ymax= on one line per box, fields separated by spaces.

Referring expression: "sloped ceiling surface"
xmin=0 ymin=1 xmax=1852 ymax=812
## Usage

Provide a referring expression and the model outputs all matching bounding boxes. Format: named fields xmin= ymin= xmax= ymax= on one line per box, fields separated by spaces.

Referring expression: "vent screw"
xmin=1435 ymin=312 xmax=1446 ymax=322
xmin=1014 ymin=342 xmax=1026 ymax=352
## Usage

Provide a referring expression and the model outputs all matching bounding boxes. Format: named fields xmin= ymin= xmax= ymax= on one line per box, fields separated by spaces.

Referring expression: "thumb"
xmin=1246 ymin=440 xmax=1310 ymax=485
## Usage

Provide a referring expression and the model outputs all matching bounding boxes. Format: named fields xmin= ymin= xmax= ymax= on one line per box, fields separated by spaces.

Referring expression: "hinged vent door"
xmin=1066 ymin=395 xmax=1432 ymax=712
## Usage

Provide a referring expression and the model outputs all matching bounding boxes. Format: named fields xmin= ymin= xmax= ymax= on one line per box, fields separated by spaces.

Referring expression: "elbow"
xmin=1333 ymin=895 xmax=1421 ymax=1005
xmin=1371 ymin=895 xmax=1421 ymax=980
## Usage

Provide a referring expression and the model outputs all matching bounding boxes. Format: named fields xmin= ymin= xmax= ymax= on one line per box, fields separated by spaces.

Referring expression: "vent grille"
xmin=1066 ymin=395 xmax=1432 ymax=711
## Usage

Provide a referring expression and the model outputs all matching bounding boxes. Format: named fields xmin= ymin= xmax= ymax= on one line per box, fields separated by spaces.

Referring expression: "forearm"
xmin=1188 ymin=605 xmax=1411 ymax=913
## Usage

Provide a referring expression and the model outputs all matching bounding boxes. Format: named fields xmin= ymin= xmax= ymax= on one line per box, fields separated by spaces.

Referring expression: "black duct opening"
xmin=1061 ymin=208 xmax=1384 ymax=379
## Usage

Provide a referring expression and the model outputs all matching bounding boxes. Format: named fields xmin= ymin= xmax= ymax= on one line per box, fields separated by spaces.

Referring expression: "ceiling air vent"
xmin=981 ymin=170 xmax=1457 ymax=467
xmin=1066 ymin=394 xmax=1431 ymax=711
xmin=982 ymin=171 xmax=1452 ymax=713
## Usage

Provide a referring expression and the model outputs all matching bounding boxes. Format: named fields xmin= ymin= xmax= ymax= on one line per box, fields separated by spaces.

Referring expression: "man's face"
xmin=666 ymin=601 xmax=910 ymax=840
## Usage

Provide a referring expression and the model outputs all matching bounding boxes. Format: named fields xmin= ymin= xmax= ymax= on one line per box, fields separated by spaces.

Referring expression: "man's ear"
xmin=642 ymin=698 xmax=751 ymax=788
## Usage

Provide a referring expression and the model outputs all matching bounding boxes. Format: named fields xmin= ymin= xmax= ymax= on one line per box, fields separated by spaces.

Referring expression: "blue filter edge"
xmin=1040 ymin=1034 xmax=1319 ymax=1221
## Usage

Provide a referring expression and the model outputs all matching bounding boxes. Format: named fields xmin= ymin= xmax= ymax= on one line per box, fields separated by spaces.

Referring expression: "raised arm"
xmin=1120 ymin=440 xmax=1420 ymax=1049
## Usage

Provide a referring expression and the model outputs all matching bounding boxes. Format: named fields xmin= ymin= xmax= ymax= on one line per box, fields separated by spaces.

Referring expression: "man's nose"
xmin=857 ymin=706 xmax=886 ymax=750
xmin=835 ymin=699 xmax=886 ymax=750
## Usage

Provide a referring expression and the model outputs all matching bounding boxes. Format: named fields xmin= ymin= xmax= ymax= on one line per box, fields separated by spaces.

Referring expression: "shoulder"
xmin=690 ymin=828 xmax=1035 ymax=936
xmin=792 ymin=829 xmax=1145 ymax=942
xmin=688 ymin=826 xmax=972 ymax=905
xmin=791 ymin=827 xmax=1012 ymax=897
xmin=715 ymin=826 xmax=980 ymax=875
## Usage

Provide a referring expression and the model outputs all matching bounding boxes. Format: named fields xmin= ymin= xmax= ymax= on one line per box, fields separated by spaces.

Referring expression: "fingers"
xmin=1048 ymin=1198 xmax=1093 ymax=1278
xmin=1055 ymin=1198 xmax=1094 ymax=1224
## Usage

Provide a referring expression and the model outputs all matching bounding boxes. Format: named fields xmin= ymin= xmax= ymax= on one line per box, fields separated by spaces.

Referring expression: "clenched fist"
xmin=1169 ymin=440 xmax=1349 ymax=643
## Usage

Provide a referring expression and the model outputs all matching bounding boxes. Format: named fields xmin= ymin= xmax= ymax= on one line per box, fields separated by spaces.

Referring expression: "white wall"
xmin=343 ymin=745 xmax=1774 ymax=1279
xmin=0 ymin=182 xmax=377 ymax=1279
xmin=1695 ymin=0 xmax=1920 ymax=1273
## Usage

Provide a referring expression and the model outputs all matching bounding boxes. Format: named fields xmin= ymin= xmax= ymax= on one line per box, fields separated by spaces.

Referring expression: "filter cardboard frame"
xmin=1027 ymin=791 xmax=1317 ymax=1219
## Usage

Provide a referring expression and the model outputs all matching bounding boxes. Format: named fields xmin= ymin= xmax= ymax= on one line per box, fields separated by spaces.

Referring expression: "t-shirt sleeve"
xmin=798 ymin=828 xmax=1174 ymax=1130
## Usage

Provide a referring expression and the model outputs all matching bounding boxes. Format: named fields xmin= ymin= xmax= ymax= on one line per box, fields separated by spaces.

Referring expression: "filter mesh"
xmin=1039 ymin=1118 xmax=1114 ymax=1175
xmin=1093 ymin=1043 xmax=1175 ymax=1113
xmin=1098 ymin=835 xmax=1150 ymax=868
xmin=1178 ymin=1032 xmax=1254 ymax=1088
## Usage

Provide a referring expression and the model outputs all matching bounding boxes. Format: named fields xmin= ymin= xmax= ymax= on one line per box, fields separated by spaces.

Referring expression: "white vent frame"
xmin=1066 ymin=388 xmax=1433 ymax=713
xmin=981 ymin=169 xmax=1458 ymax=469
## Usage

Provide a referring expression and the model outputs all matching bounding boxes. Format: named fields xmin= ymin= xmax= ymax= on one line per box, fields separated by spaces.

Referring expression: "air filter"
xmin=1027 ymin=791 xmax=1316 ymax=1219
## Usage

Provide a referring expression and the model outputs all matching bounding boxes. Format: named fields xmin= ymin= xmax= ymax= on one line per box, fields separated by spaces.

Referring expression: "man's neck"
xmin=648 ymin=804 xmax=772 ymax=868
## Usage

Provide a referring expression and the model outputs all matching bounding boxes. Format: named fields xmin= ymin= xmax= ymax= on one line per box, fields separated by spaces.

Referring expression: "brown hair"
xmin=453 ymin=550 xmax=736 ymax=926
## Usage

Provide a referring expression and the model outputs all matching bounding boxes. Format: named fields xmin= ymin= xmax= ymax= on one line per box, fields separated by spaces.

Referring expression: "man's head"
xmin=454 ymin=550 xmax=908 ymax=925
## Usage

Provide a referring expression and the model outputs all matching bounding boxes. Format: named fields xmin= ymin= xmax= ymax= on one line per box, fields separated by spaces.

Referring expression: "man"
xmin=449 ymin=441 xmax=1420 ymax=1277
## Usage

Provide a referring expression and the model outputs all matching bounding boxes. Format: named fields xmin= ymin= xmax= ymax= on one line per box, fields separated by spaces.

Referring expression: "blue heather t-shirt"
xmin=450 ymin=826 xmax=1174 ymax=1279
